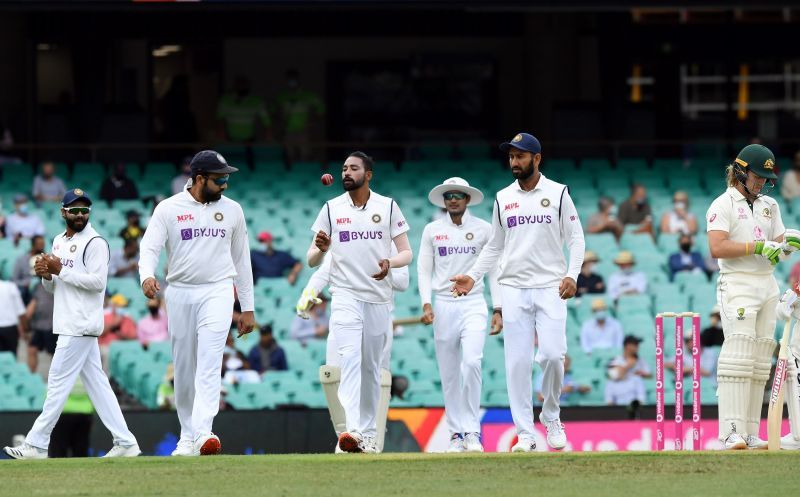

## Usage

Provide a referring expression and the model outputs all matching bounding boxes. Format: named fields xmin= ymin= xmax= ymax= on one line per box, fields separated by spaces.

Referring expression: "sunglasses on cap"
xmin=443 ymin=192 xmax=467 ymax=200
xmin=64 ymin=207 xmax=91 ymax=215
xmin=202 ymin=174 xmax=229 ymax=186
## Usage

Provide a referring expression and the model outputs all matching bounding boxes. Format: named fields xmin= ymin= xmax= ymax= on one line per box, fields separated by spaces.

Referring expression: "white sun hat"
xmin=427 ymin=177 xmax=484 ymax=208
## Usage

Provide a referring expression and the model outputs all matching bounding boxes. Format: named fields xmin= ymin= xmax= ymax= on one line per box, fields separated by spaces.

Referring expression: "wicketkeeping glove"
xmin=755 ymin=240 xmax=782 ymax=265
xmin=295 ymin=287 xmax=322 ymax=319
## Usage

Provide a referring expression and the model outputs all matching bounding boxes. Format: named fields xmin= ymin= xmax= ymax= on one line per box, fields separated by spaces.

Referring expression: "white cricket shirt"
xmin=44 ymin=223 xmax=110 ymax=337
xmin=417 ymin=210 xmax=500 ymax=307
xmin=308 ymin=246 xmax=409 ymax=294
xmin=311 ymin=190 xmax=410 ymax=304
xmin=467 ymin=174 xmax=585 ymax=288
xmin=706 ymin=186 xmax=785 ymax=275
xmin=138 ymin=190 xmax=255 ymax=312
xmin=0 ymin=281 xmax=25 ymax=327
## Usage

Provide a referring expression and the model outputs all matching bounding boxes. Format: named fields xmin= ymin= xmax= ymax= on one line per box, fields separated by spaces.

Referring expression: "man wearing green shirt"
xmin=217 ymin=76 xmax=271 ymax=143
xmin=274 ymin=69 xmax=324 ymax=162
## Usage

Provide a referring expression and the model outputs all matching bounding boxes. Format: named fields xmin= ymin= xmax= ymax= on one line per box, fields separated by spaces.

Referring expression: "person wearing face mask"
xmin=576 ymin=250 xmax=604 ymax=297
xmin=618 ymin=184 xmax=654 ymax=235
xmin=274 ymin=69 xmax=324 ymax=162
xmin=668 ymin=234 xmax=707 ymax=282
xmin=216 ymin=75 xmax=271 ymax=144
xmin=587 ymin=196 xmax=623 ymax=241
xmin=779 ymin=150 xmax=800 ymax=202
xmin=579 ymin=298 xmax=624 ymax=355
xmin=99 ymin=164 xmax=139 ymax=206
xmin=607 ymin=251 xmax=647 ymax=301
xmin=6 ymin=193 xmax=45 ymax=246
xmin=136 ymin=297 xmax=169 ymax=347
xmin=660 ymin=190 xmax=698 ymax=235
xmin=700 ymin=305 xmax=724 ymax=347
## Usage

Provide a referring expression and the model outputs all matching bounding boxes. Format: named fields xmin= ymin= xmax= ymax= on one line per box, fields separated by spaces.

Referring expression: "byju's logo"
xmin=181 ymin=228 xmax=226 ymax=241
xmin=181 ymin=229 xmax=193 ymax=240
xmin=507 ymin=215 xmax=552 ymax=228
xmin=507 ymin=217 xmax=517 ymax=228
xmin=339 ymin=232 xmax=351 ymax=242
xmin=438 ymin=247 xmax=447 ymax=257
xmin=338 ymin=231 xmax=383 ymax=242
xmin=438 ymin=246 xmax=477 ymax=257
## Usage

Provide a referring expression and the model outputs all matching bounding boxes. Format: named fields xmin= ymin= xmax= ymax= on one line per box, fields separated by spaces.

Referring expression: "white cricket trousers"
xmin=433 ymin=296 xmax=487 ymax=435
xmin=165 ymin=280 xmax=234 ymax=443
xmin=330 ymin=295 xmax=391 ymax=438
xmin=26 ymin=335 xmax=136 ymax=450
xmin=502 ymin=285 xmax=567 ymax=439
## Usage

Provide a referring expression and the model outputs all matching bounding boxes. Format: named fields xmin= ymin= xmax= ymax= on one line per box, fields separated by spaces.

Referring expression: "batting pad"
xmin=748 ymin=338 xmax=777 ymax=436
xmin=319 ymin=365 xmax=346 ymax=437
xmin=375 ymin=368 xmax=392 ymax=453
xmin=717 ymin=334 xmax=755 ymax=440
xmin=787 ymin=355 xmax=800 ymax=441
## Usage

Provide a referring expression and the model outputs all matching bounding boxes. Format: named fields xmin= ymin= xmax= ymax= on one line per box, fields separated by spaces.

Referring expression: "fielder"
xmin=307 ymin=151 xmax=412 ymax=453
xmin=139 ymin=150 xmax=255 ymax=456
xmin=418 ymin=177 xmax=500 ymax=453
xmin=706 ymin=144 xmax=798 ymax=449
xmin=297 ymin=245 xmax=409 ymax=453
xmin=451 ymin=133 xmax=585 ymax=452
xmin=3 ymin=189 xmax=139 ymax=459
xmin=774 ymin=286 xmax=800 ymax=449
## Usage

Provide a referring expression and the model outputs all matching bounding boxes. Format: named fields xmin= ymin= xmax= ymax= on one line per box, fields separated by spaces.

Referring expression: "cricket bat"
xmin=392 ymin=316 xmax=424 ymax=327
xmin=768 ymin=320 xmax=793 ymax=450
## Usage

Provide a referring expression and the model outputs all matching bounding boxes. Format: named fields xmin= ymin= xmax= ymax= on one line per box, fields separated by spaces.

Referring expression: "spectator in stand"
xmin=157 ymin=364 xmax=176 ymax=410
xmin=586 ymin=196 xmax=623 ymax=241
xmin=580 ymin=298 xmax=624 ymax=354
xmin=660 ymin=190 xmax=698 ymax=236
xmin=32 ymin=161 xmax=66 ymax=205
xmin=247 ymin=324 xmax=288 ymax=373
xmin=6 ymin=194 xmax=45 ymax=245
xmin=0 ymin=276 xmax=26 ymax=354
xmin=222 ymin=346 xmax=260 ymax=385
xmin=534 ymin=355 xmax=591 ymax=405
xmin=604 ymin=335 xmax=651 ymax=406
xmin=217 ymin=76 xmax=272 ymax=143
xmin=26 ymin=282 xmax=56 ymax=378
xmin=668 ymin=234 xmax=707 ymax=282
xmin=700 ymin=305 xmax=724 ymax=348
xmin=607 ymin=251 xmax=647 ymax=301
xmin=99 ymin=293 xmax=137 ymax=368
xmin=12 ymin=235 xmax=45 ymax=303
xmin=100 ymin=163 xmax=139 ymax=205
xmin=171 ymin=157 xmax=192 ymax=195
xmin=119 ymin=210 xmax=144 ymax=242
xmin=273 ymin=69 xmax=325 ymax=162
xmin=665 ymin=327 xmax=716 ymax=387
xmin=137 ymin=297 xmax=169 ymax=347
xmin=618 ymin=184 xmax=653 ymax=235
xmin=108 ymin=239 xmax=140 ymax=279
xmin=289 ymin=293 xmax=329 ymax=344
xmin=251 ymin=231 xmax=302 ymax=284
xmin=780 ymin=150 xmax=800 ymax=201
xmin=576 ymin=250 xmax=604 ymax=297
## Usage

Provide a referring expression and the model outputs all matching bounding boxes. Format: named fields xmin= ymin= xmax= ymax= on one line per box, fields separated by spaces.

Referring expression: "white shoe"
xmin=464 ymin=432 xmax=483 ymax=453
xmin=194 ymin=433 xmax=221 ymax=456
xmin=745 ymin=435 xmax=768 ymax=450
xmin=540 ymin=414 xmax=567 ymax=450
xmin=3 ymin=443 xmax=47 ymax=460
xmin=103 ymin=443 xmax=141 ymax=458
xmin=446 ymin=433 xmax=465 ymax=453
xmin=338 ymin=431 xmax=364 ymax=453
xmin=723 ymin=433 xmax=747 ymax=450
xmin=780 ymin=434 xmax=800 ymax=450
xmin=172 ymin=438 xmax=197 ymax=456
xmin=362 ymin=436 xmax=377 ymax=454
xmin=511 ymin=436 xmax=536 ymax=453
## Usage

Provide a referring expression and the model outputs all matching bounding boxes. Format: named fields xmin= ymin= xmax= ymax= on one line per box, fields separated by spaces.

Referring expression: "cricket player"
xmin=706 ymin=143 xmax=798 ymax=449
xmin=297 ymin=244 xmax=409 ymax=453
xmin=418 ymin=177 xmax=500 ymax=453
xmin=306 ymin=151 xmax=412 ymax=453
xmin=139 ymin=150 xmax=255 ymax=456
xmin=3 ymin=189 xmax=139 ymax=459
xmin=450 ymin=133 xmax=585 ymax=452
xmin=775 ymin=285 xmax=800 ymax=449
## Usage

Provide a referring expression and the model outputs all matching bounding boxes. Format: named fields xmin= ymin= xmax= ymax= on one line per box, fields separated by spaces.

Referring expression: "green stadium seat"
xmin=0 ymin=351 xmax=15 ymax=365
xmin=0 ymin=396 xmax=31 ymax=411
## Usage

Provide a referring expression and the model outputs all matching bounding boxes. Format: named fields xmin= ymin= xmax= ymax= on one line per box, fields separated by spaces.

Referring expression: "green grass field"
xmin=2 ymin=452 xmax=797 ymax=497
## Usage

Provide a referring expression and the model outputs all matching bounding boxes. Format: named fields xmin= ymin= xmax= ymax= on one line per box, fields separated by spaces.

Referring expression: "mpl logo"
xmin=336 ymin=218 xmax=351 ymax=225
xmin=176 ymin=214 xmax=194 ymax=223
xmin=504 ymin=202 xmax=519 ymax=211
xmin=434 ymin=235 xmax=449 ymax=241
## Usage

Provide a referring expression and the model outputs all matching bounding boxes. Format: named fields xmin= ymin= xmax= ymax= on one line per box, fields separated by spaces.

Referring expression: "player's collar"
xmin=445 ymin=209 xmax=471 ymax=227
xmin=515 ymin=173 xmax=547 ymax=193
xmin=346 ymin=189 xmax=371 ymax=210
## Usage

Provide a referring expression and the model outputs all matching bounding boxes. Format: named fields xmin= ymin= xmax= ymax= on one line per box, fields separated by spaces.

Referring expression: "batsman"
xmin=707 ymin=144 xmax=800 ymax=449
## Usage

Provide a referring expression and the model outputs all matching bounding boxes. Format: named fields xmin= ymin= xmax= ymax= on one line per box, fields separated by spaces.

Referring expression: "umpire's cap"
xmin=499 ymin=132 xmax=542 ymax=154
xmin=190 ymin=150 xmax=239 ymax=174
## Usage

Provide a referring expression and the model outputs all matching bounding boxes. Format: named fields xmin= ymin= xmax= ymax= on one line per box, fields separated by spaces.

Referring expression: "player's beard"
xmin=201 ymin=179 xmax=223 ymax=202
xmin=343 ymin=176 xmax=364 ymax=191
xmin=66 ymin=217 xmax=87 ymax=233
xmin=511 ymin=158 xmax=535 ymax=180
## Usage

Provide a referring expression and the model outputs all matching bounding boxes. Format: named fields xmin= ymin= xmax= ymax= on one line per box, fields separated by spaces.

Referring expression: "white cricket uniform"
xmin=466 ymin=175 xmax=584 ymax=439
xmin=139 ymin=190 xmax=254 ymax=444
xmin=311 ymin=190 xmax=409 ymax=437
xmin=26 ymin=223 xmax=137 ymax=450
xmin=706 ymin=186 xmax=784 ymax=439
xmin=418 ymin=211 xmax=499 ymax=435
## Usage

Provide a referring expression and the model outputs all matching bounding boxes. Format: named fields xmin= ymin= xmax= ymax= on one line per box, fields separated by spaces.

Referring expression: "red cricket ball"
xmin=321 ymin=173 xmax=334 ymax=186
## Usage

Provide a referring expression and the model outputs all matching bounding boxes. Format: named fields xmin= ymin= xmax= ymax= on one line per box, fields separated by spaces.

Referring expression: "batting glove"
xmin=776 ymin=288 xmax=800 ymax=321
xmin=755 ymin=240 xmax=782 ymax=265
xmin=783 ymin=228 xmax=800 ymax=253
xmin=295 ymin=287 xmax=322 ymax=319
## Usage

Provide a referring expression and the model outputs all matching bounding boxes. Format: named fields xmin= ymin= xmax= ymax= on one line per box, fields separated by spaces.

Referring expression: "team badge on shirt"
xmin=70 ymin=245 xmax=77 ymax=253
xmin=737 ymin=308 xmax=745 ymax=320
xmin=214 ymin=212 xmax=224 ymax=222
xmin=762 ymin=207 xmax=771 ymax=218
xmin=372 ymin=214 xmax=381 ymax=223
xmin=541 ymin=198 xmax=550 ymax=207
xmin=466 ymin=233 xmax=474 ymax=240
xmin=753 ymin=226 xmax=764 ymax=240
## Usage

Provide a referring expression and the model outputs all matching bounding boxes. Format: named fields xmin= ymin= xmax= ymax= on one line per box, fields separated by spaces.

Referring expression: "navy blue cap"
xmin=189 ymin=150 xmax=239 ymax=174
xmin=62 ymin=188 xmax=92 ymax=207
xmin=499 ymin=133 xmax=542 ymax=154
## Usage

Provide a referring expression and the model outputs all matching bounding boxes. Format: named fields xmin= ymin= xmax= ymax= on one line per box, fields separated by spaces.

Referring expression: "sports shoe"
xmin=194 ymin=433 xmax=221 ymax=456
xmin=511 ymin=436 xmax=536 ymax=453
xmin=362 ymin=436 xmax=377 ymax=454
xmin=3 ymin=443 xmax=47 ymax=460
xmin=338 ymin=431 xmax=364 ymax=453
xmin=172 ymin=438 xmax=196 ymax=456
xmin=446 ymin=433 xmax=465 ymax=453
xmin=540 ymin=414 xmax=567 ymax=450
xmin=103 ymin=443 xmax=141 ymax=458
xmin=745 ymin=435 xmax=768 ymax=450
xmin=781 ymin=433 xmax=800 ymax=450
xmin=464 ymin=432 xmax=483 ymax=453
xmin=723 ymin=432 xmax=747 ymax=450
